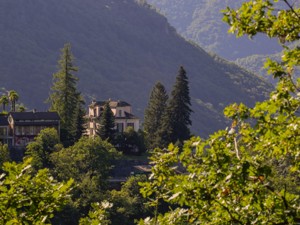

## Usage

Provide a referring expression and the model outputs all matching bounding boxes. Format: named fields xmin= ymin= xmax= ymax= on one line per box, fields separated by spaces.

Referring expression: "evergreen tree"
xmin=74 ymin=94 xmax=87 ymax=141
xmin=144 ymin=82 xmax=168 ymax=149
xmin=97 ymin=101 xmax=115 ymax=142
xmin=47 ymin=43 xmax=85 ymax=146
xmin=162 ymin=66 xmax=192 ymax=145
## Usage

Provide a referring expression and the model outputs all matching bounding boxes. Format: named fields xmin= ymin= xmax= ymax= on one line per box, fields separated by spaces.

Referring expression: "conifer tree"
xmin=48 ymin=43 xmax=85 ymax=146
xmin=97 ymin=101 xmax=115 ymax=142
xmin=162 ymin=66 xmax=192 ymax=145
xmin=144 ymin=82 xmax=168 ymax=149
xmin=74 ymin=94 xmax=86 ymax=141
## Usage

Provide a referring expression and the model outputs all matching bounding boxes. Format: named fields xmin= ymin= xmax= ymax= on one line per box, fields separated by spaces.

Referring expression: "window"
xmin=116 ymin=123 xmax=124 ymax=133
xmin=15 ymin=126 xmax=21 ymax=135
xmin=0 ymin=127 xmax=7 ymax=136
xmin=21 ymin=126 xmax=26 ymax=135
xmin=118 ymin=110 xmax=122 ymax=117
xmin=30 ymin=126 xmax=35 ymax=135
xmin=25 ymin=126 xmax=30 ymax=135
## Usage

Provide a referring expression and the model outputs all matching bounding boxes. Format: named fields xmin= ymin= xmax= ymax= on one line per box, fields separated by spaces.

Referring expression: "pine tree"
xmin=162 ymin=66 xmax=192 ymax=145
xmin=97 ymin=101 xmax=115 ymax=142
xmin=144 ymin=82 xmax=168 ymax=149
xmin=48 ymin=43 xmax=85 ymax=146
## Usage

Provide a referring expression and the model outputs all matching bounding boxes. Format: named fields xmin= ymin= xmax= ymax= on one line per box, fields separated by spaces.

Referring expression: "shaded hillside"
xmin=235 ymin=54 xmax=280 ymax=84
xmin=146 ymin=0 xmax=282 ymax=60
xmin=0 ymin=0 xmax=272 ymax=137
xmin=235 ymin=40 xmax=300 ymax=84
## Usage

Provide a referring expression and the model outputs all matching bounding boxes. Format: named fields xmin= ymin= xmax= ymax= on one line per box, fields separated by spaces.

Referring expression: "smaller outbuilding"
xmin=0 ymin=111 xmax=60 ymax=149
xmin=8 ymin=111 xmax=60 ymax=149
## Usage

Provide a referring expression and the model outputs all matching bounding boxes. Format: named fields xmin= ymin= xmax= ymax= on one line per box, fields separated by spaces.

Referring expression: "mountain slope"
xmin=0 ymin=0 xmax=272 ymax=137
xmin=146 ymin=0 xmax=282 ymax=60
xmin=235 ymin=40 xmax=300 ymax=84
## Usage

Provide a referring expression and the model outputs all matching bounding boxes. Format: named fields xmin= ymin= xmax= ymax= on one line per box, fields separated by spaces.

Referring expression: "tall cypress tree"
xmin=144 ymin=82 xmax=168 ymax=149
xmin=97 ymin=101 xmax=115 ymax=142
xmin=162 ymin=66 xmax=192 ymax=146
xmin=48 ymin=43 xmax=85 ymax=146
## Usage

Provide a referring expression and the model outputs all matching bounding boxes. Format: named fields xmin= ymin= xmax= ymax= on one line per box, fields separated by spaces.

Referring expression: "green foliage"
xmin=8 ymin=90 xmax=19 ymax=112
xmin=0 ymin=158 xmax=73 ymax=224
xmin=139 ymin=1 xmax=300 ymax=224
xmin=79 ymin=201 xmax=112 ymax=225
xmin=106 ymin=175 xmax=151 ymax=225
xmin=74 ymin=95 xmax=87 ymax=141
xmin=115 ymin=127 xmax=146 ymax=155
xmin=25 ymin=128 xmax=61 ymax=171
xmin=0 ymin=90 xmax=24 ymax=113
xmin=223 ymin=0 xmax=300 ymax=42
xmin=0 ymin=143 xmax=10 ymax=169
xmin=141 ymin=96 xmax=300 ymax=223
xmin=48 ymin=43 xmax=85 ymax=146
xmin=160 ymin=66 xmax=192 ymax=146
xmin=51 ymin=136 xmax=120 ymax=212
xmin=97 ymin=101 xmax=116 ymax=142
xmin=16 ymin=103 xmax=26 ymax=112
xmin=144 ymin=82 xmax=168 ymax=150
xmin=0 ymin=94 xmax=9 ymax=112
xmin=223 ymin=0 xmax=300 ymax=81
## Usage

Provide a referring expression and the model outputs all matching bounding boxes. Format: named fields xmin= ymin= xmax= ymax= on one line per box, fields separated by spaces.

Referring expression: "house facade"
xmin=0 ymin=115 xmax=12 ymax=147
xmin=87 ymin=100 xmax=140 ymax=136
xmin=0 ymin=111 xmax=60 ymax=149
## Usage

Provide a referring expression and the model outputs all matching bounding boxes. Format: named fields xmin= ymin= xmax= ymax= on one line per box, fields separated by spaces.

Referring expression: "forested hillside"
xmin=235 ymin=40 xmax=300 ymax=84
xmin=146 ymin=0 xmax=282 ymax=60
xmin=0 ymin=0 xmax=272 ymax=136
xmin=146 ymin=0 xmax=300 ymax=81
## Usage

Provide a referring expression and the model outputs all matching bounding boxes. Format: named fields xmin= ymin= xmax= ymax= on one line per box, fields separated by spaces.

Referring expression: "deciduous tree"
xmin=51 ymin=136 xmax=120 ymax=216
xmin=79 ymin=201 xmax=112 ymax=225
xmin=25 ymin=128 xmax=61 ymax=171
xmin=0 ymin=158 xmax=73 ymax=224
xmin=0 ymin=143 xmax=10 ymax=168
xmin=106 ymin=175 xmax=150 ymax=225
